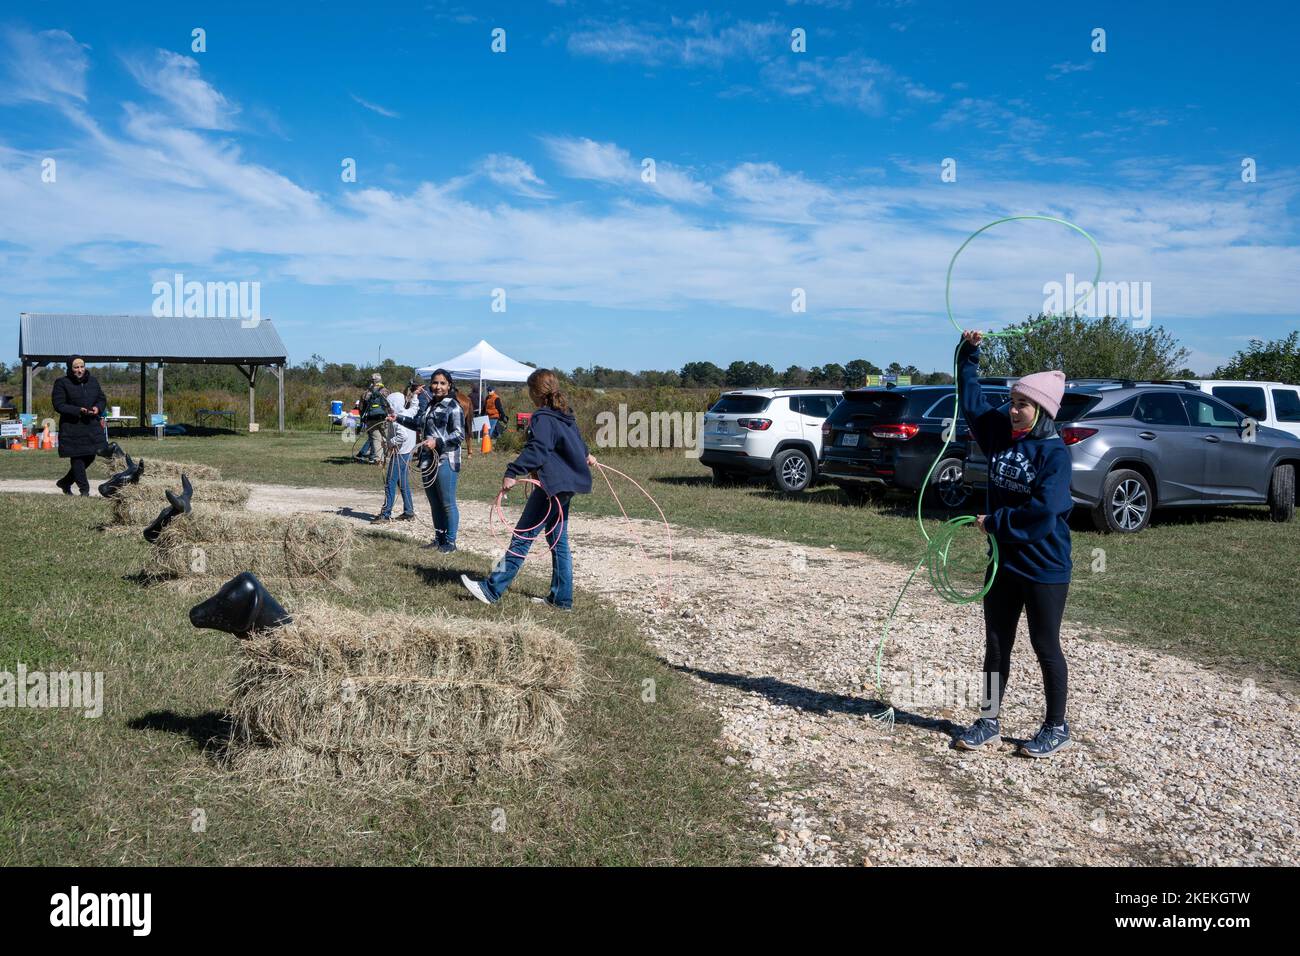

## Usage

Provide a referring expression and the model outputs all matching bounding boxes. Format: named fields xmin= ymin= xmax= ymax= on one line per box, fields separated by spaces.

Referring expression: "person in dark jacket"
xmin=389 ymin=368 xmax=465 ymax=552
xmin=51 ymin=356 xmax=109 ymax=495
xmin=954 ymin=330 xmax=1074 ymax=758
xmin=461 ymin=368 xmax=596 ymax=610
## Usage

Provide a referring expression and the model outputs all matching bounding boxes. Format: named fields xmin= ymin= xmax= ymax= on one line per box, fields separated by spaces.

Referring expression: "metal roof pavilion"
xmin=18 ymin=313 xmax=289 ymax=431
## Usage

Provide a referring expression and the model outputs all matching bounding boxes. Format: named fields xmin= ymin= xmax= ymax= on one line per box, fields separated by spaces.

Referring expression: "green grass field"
xmin=0 ymin=492 xmax=757 ymax=865
xmin=4 ymin=431 xmax=1297 ymax=678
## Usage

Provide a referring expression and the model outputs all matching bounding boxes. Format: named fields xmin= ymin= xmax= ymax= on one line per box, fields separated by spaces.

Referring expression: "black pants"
xmin=60 ymin=454 xmax=96 ymax=495
xmin=980 ymin=568 xmax=1069 ymax=724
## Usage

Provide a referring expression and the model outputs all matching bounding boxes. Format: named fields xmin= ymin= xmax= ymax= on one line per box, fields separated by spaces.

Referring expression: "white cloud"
xmin=351 ymin=93 xmax=400 ymax=118
xmin=542 ymin=135 xmax=712 ymax=203
xmin=478 ymin=154 xmax=551 ymax=198
xmin=1 ymin=28 xmax=90 ymax=104
xmin=125 ymin=51 xmax=238 ymax=129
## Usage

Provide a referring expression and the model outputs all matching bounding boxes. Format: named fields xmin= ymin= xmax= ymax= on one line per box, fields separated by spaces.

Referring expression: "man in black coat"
xmin=52 ymin=356 xmax=109 ymax=495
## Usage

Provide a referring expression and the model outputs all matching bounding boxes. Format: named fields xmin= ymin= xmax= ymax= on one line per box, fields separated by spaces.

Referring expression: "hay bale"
xmin=108 ymin=479 xmax=251 ymax=524
xmin=149 ymin=511 xmax=352 ymax=580
xmin=96 ymin=455 xmax=223 ymax=481
xmin=224 ymin=604 xmax=582 ymax=781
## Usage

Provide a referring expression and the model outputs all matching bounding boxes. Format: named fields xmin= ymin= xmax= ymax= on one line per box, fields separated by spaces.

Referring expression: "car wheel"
xmin=711 ymin=467 xmax=742 ymax=487
xmin=1091 ymin=468 xmax=1152 ymax=533
xmin=925 ymin=457 xmax=969 ymax=509
xmin=771 ymin=449 xmax=813 ymax=493
xmin=1268 ymin=463 xmax=1295 ymax=522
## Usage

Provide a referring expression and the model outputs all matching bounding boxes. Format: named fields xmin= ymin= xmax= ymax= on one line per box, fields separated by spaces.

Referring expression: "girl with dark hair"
xmin=461 ymin=368 xmax=596 ymax=610
xmin=954 ymin=330 xmax=1074 ymax=758
xmin=390 ymin=367 xmax=465 ymax=552
xmin=51 ymin=356 xmax=109 ymax=496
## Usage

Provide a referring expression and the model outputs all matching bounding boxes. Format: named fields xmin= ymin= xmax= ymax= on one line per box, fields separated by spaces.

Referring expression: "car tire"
xmin=1267 ymin=463 xmax=1295 ymax=522
xmin=1091 ymin=468 xmax=1153 ymax=533
xmin=771 ymin=448 xmax=814 ymax=493
xmin=711 ymin=467 xmax=743 ymax=487
xmin=925 ymin=457 xmax=969 ymax=510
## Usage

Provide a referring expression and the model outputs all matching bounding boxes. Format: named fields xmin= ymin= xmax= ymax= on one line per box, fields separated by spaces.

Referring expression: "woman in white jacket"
xmin=371 ymin=383 xmax=420 ymax=523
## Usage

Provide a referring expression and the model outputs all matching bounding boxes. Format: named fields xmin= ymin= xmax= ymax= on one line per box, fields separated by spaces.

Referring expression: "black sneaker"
xmin=437 ymin=543 xmax=457 ymax=554
xmin=530 ymin=596 xmax=573 ymax=613
xmin=954 ymin=717 xmax=1001 ymax=750
xmin=1018 ymin=721 xmax=1071 ymax=758
xmin=420 ymin=540 xmax=443 ymax=550
xmin=397 ymin=513 xmax=416 ymax=521
xmin=56 ymin=476 xmax=74 ymax=495
xmin=370 ymin=515 xmax=392 ymax=524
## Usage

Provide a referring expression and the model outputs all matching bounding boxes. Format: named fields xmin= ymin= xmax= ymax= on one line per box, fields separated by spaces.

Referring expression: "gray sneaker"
xmin=1018 ymin=721 xmax=1071 ymax=758
xmin=954 ymin=717 xmax=1001 ymax=750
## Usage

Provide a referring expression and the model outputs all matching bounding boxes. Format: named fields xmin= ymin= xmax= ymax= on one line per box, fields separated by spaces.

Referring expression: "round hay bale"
xmin=224 ymin=604 xmax=582 ymax=781
xmin=95 ymin=456 xmax=223 ymax=482
xmin=149 ymin=511 xmax=352 ymax=580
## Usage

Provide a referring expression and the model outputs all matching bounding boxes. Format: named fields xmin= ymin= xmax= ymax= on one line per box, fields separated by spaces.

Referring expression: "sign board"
xmin=1 ymin=422 xmax=23 ymax=438
xmin=866 ymin=374 xmax=912 ymax=387
xmin=150 ymin=414 xmax=167 ymax=426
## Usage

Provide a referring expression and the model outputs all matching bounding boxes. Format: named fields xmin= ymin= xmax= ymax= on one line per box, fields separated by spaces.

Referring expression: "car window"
xmin=1179 ymin=393 xmax=1240 ymax=427
xmin=1135 ymin=392 xmax=1191 ymax=426
xmin=1056 ymin=394 xmax=1101 ymax=423
xmin=709 ymin=395 xmax=771 ymax=414
xmin=923 ymin=395 xmax=956 ymax=419
xmin=1273 ymin=388 xmax=1300 ymax=422
xmin=832 ymin=391 xmax=907 ymax=423
xmin=1086 ymin=395 xmax=1138 ymax=420
xmin=799 ymin=395 xmax=839 ymax=418
xmin=1211 ymin=386 xmax=1267 ymax=420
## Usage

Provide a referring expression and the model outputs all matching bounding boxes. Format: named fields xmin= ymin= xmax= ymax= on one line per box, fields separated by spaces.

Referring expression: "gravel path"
xmin=7 ymin=476 xmax=1297 ymax=866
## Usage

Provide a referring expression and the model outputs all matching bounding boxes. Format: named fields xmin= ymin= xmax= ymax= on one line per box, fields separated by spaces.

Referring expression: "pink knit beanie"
xmin=1011 ymin=370 xmax=1066 ymax=418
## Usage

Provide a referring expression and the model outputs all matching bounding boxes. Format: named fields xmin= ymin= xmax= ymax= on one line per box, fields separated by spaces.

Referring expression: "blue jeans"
xmin=423 ymin=459 xmax=459 ymax=544
xmin=482 ymin=489 xmax=573 ymax=607
xmin=380 ymin=451 xmax=414 ymax=518
xmin=358 ymin=422 xmax=380 ymax=459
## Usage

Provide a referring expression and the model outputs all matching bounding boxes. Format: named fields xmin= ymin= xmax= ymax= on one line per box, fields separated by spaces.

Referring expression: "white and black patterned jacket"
xmin=396 ymin=397 xmax=466 ymax=472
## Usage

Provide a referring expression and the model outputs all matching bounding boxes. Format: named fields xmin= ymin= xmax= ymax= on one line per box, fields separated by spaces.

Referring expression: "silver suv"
xmin=964 ymin=381 xmax=1300 ymax=533
xmin=701 ymin=388 xmax=843 ymax=492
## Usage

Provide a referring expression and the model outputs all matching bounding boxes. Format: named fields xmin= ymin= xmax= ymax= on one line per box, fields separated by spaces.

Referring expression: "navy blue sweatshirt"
xmin=506 ymin=406 xmax=593 ymax=496
xmin=959 ymin=342 xmax=1073 ymax=584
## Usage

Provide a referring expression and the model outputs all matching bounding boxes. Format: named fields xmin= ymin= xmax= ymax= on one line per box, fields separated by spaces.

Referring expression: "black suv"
xmin=820 ymin=382 xmax=1011 ymax=507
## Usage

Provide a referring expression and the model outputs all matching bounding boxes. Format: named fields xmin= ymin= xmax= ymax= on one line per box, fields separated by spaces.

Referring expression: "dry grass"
xmin=148 ymin=511 xmax=352 ymax=580
xmin=107 ymin=478 xmax=251 ymax=520
xmin=97 ymin=455 xmax=224 ymax=482
xmin=223 ymin=603 xmax=583 ymax=782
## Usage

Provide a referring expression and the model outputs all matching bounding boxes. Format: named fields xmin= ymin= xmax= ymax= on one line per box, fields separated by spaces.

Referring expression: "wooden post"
xmin=139 ymin=362 xmax=146 ymax=428
xmin=249 ymin=364 xmax=258 ymax=430
xmin=156 ymin=362 xmax=164 ymax=438
xmin=276 ymin=364 xmax=285 ymax=432
xmin=22 ymin=362 xmax=31 ymax=415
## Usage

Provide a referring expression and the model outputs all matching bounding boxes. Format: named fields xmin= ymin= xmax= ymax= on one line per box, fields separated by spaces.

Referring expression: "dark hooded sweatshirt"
xmin=506 ymin=406 xmax=592 ymax=496
xmin=959 ymin=341 xmax=1073 ymax=584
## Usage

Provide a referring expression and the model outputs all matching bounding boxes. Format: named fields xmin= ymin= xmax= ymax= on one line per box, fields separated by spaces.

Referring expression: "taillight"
xmin=737 ymin=418 xmax=772 ymax=431
xmin=1060 ymin=427 xmax=1098 ymax=446
xmin=821 ymin=421 xmax=831 ymax=437
xmin=871 ymin=423 xmax=920 ymax=440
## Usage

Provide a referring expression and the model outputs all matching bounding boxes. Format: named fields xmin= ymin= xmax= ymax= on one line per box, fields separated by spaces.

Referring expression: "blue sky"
xmin=1 ymin=0 xmax=1297 ymax=374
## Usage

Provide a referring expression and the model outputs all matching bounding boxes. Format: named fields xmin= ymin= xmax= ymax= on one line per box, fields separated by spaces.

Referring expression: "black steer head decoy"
xmin=143 ymin=474 xmax=194 ymax=543
xmin=97 ymin=454 xmax=145 ymax=498
xmin=189 ymin=572 xmax=293 ymax=639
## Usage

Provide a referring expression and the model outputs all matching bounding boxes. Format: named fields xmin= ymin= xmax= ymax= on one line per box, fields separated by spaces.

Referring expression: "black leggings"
xmin=980 ymin=569 xmax=1069 ymax=724
xmin=60 ymin=455 xmax=96 ymax=495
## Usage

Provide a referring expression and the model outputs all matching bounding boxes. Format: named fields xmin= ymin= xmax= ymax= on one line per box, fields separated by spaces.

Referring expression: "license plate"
xmin=841 ymin=433 xmax=859 ymax=447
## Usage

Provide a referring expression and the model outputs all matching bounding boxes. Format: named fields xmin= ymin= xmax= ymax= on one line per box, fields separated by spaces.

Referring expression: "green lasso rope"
xmin=870 ymin=216 xmax=1102 ymax=724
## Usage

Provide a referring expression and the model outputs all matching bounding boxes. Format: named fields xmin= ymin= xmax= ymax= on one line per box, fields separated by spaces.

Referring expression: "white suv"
xmin=701 ymin=388 xmax=843 ymax=492
xmin=1180 ymin=380 xmax=1300 ymax=440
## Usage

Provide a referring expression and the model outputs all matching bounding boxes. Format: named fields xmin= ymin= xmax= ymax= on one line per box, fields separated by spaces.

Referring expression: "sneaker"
xmin=1018 ymin=721 xmax=1071 ymax=758
xmin=954 ymin=717 xmax=1001 ymax=750
xmin=397 ymin=513 xmax=416 ymax=521
xmin=437 ymin=543 xmax=457 ymax=554
xmin=370 ymin=515 xmax=392 ymax=524
xmin=530 ymin=596 xmax=573 ymax=612
xmin=55 ymin=476 xmax=74 ymax=495
xmin=461 ymin=575 xmax=493 ymax=605
xmin=420 ymin=540 xmax=442 ymax=550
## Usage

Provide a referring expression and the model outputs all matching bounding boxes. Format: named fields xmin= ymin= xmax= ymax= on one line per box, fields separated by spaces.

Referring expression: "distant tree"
xmin=806 ymin=365 xmax=826 ymax=386
xmin=978 ymin=314 xmax=1189 ymax=380
xmin=781 ymin=365 xmax=809 ymax=387
xmin=1214 ymin=331 xmax=1300 ymax=383
xmin=680 ymin=361 xmax=725 ymax=388
xmin=821 ymin=363 xmax=847 ymax=387
xmin=844 ymin=359 xmax=874 ymax=388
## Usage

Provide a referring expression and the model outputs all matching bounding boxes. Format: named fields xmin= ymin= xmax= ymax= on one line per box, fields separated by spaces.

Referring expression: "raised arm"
xmin=958 ymin=332 xmax=1010 ymax=455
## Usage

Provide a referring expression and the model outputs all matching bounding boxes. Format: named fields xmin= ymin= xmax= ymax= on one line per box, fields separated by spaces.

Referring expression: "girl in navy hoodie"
xmin=955 ymin=330 xmax=1074 ymax=758
xmin=462 ymin=369 xmax=595 ymax=610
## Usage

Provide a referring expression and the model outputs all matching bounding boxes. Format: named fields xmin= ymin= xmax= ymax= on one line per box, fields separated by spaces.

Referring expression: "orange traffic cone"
xmin=481 ymin=422 xmax=492 ymax=454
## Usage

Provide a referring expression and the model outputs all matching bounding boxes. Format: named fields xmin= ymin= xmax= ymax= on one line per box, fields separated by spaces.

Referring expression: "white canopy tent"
xmin=415 ymin=339 xmax=534 ymax=415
